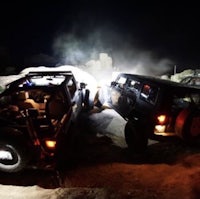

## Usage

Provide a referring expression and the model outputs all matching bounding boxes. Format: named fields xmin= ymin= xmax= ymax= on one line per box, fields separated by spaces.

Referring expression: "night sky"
xmin=0 ymin=1 xmax=200 ymax=75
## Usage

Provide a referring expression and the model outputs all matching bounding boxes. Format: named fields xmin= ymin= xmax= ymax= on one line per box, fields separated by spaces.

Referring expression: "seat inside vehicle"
xmin=46 ymin=91 xmax=68 ymax=125
xmin=17 ymin=91 xmax=41 ymax=110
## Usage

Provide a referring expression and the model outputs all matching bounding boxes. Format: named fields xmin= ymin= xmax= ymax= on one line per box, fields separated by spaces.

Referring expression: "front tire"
xmin=0 ymin=140 xmax=29 ymax=173
xmin=125 ymin=120 xmax=148 ymax=154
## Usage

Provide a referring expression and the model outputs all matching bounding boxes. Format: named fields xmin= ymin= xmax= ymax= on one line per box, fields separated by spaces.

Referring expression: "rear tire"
xmin=0 ymin=140 xmax=29 ymax=173
xmin=125 ymin=120 xmax=148 ymax=154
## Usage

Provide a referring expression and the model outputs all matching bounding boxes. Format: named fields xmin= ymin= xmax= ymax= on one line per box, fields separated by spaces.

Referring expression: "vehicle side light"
xmin=45 ymin=140 xmax=56 ymax=149
xmin=157 ymin=115 xmax=167 ymax=124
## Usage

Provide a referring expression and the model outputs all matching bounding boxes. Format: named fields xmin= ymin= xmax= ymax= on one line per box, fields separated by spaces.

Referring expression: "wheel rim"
xmin=0 ymin=145 xmax=20 ymax=167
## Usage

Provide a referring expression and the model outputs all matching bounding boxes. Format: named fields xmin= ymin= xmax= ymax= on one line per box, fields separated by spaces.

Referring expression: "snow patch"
xmin=0 ymin=184 xmax=107 ymax=199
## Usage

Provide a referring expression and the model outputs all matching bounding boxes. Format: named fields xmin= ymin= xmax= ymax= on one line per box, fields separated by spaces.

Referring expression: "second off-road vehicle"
xmin=95 ymin=73 xmax=200 ymax=153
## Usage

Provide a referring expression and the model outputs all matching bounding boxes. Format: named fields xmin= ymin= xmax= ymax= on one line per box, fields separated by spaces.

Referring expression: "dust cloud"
xmin=52 ymin=28 xmax=174 ymax=84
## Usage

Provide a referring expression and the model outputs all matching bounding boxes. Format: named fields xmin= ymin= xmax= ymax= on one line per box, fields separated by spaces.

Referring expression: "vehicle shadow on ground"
xmin=59 ymin=110 xmax=200 ymax=169
xmin=142 ymin=140 xmax=200 ymax=165
xmin=63 ymin=130 xmax=200 ymax=167
xmin=0 ymin=168 xmax=61 ymax=188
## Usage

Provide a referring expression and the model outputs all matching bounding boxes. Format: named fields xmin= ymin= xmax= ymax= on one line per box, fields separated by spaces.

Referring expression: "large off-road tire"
xmin=125 ymin=120 xmax=148 ymax=154
xmin=0 ymin=140 xmax=29 ymax=173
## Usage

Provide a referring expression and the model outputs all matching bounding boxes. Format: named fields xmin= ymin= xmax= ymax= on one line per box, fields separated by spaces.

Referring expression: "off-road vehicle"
xmin=0 ymin=71 xmax=89 ymax=172
xmin=96 ymin=73 xmax=200 ymax=153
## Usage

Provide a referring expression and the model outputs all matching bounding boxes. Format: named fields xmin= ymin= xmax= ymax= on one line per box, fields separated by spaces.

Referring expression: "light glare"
xmin=45 ymin=140 xmax=56 ymax=149
xmin=157 ymin=115 xmax=166 ymax=124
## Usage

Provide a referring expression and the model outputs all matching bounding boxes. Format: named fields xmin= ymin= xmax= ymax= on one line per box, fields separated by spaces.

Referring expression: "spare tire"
xmin=175 ymin=108 xmax=200 ymax=142
xmin=0 ymin=140 xmax=29 ymax=173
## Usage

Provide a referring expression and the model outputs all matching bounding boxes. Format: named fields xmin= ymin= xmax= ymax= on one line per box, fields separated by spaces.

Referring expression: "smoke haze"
xmin=52 ymin=26 xmax=174 ymax=81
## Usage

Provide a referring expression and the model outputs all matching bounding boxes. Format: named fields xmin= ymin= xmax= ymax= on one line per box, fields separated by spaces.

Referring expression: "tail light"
xmin=157 ymin=114 xmax=167 ymax=125
xmin=155 ymin=114 xmax=177 ymax=136
xmin=154 ymin=114 xmax=168 ymax=134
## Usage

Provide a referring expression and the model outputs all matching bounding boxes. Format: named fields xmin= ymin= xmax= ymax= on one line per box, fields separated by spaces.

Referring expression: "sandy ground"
xmin=0 ymin=109 xmax=200 ymax=199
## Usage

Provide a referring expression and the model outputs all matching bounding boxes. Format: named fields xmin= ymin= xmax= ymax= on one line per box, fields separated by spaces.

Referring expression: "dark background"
xmin=0 ymin=1 xmax=200 ymax=75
